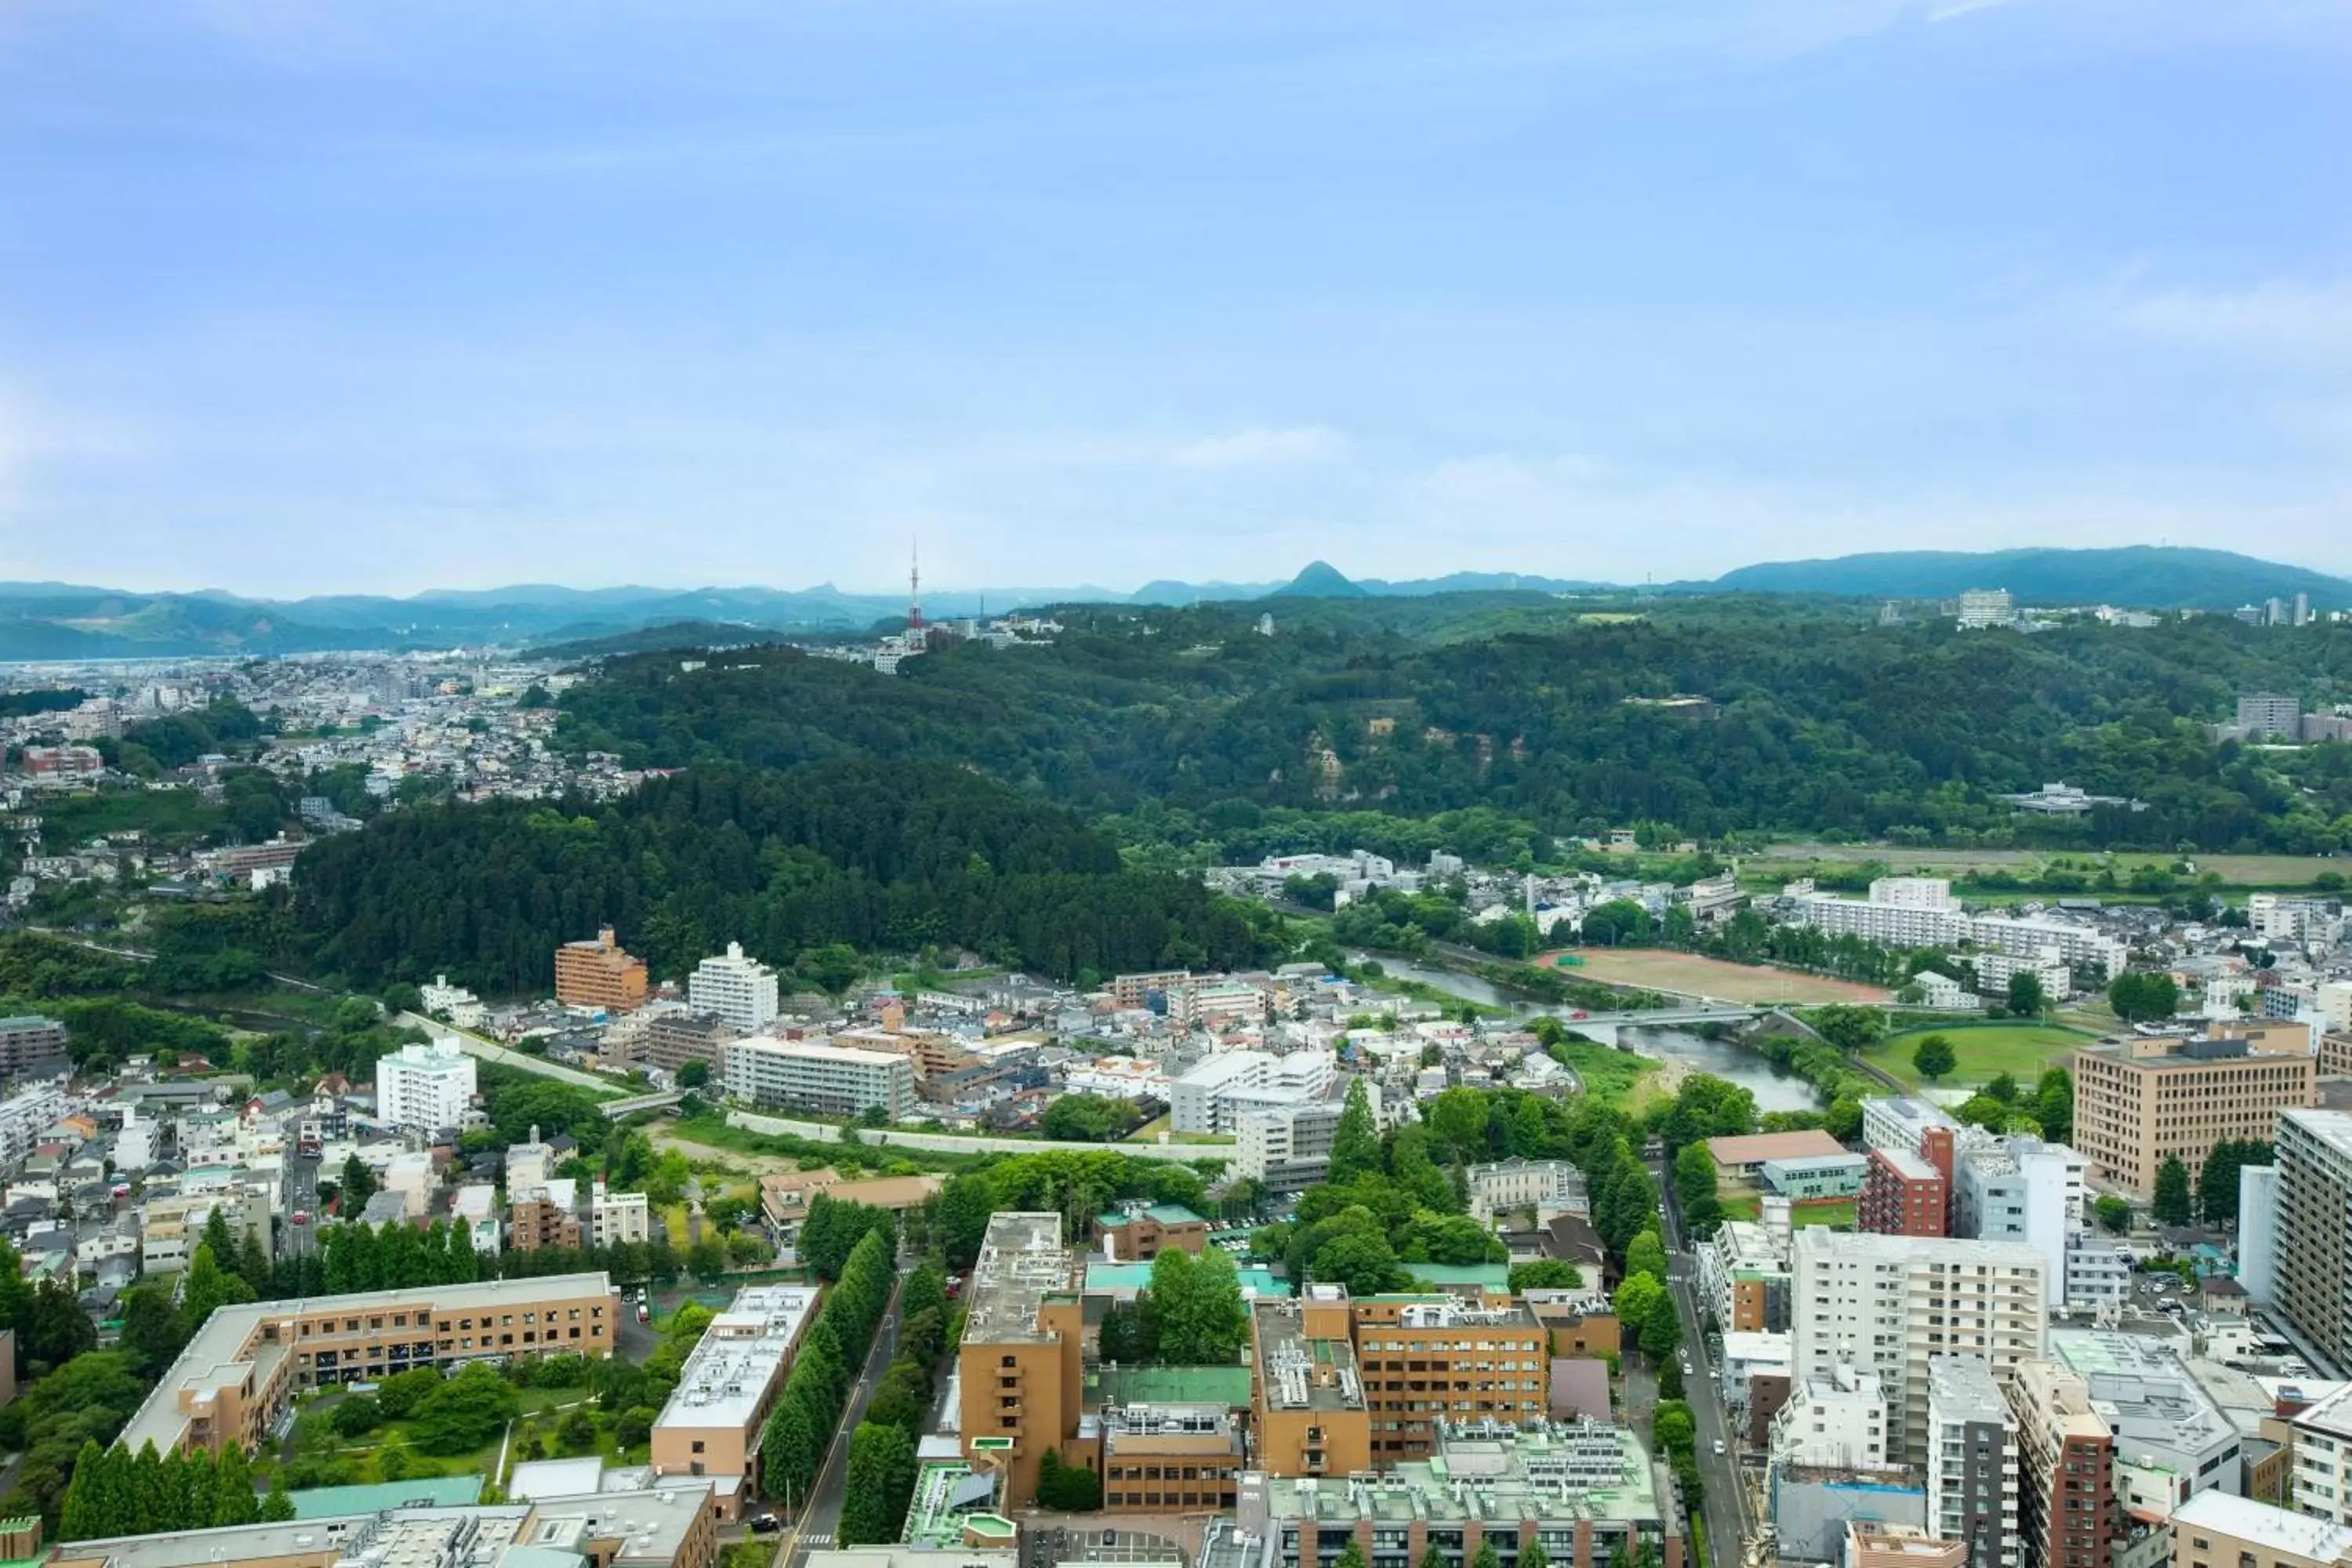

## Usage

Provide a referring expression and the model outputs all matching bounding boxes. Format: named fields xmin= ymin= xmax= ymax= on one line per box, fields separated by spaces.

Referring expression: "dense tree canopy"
xmin=292 ymin=760 xmax=1279 ymax=989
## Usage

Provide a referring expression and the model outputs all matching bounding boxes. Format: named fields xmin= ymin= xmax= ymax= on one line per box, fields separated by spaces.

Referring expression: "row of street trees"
xmin=757 ymin=1228 xmax=895 ymax=1511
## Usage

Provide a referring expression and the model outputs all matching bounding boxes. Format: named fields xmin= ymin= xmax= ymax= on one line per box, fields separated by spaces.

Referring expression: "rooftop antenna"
xmin=909 ymin=540 xmax=924 ymax=632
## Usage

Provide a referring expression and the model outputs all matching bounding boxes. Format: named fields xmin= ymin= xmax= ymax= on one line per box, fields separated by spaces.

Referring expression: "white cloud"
xmin=1169 ymin=425 xmax=1348 ymax=470
xmin=2118 ymin=279 xmax=2352 ymax=365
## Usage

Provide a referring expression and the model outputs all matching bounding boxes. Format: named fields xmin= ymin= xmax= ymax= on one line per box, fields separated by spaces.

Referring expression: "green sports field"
xmin=1864 ymin=1023 xmax=2097 ymax=1090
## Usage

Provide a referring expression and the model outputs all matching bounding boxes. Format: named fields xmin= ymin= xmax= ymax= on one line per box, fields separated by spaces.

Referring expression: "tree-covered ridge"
xmin=555 ymin=605 xmax=2352 ymax=851
xmin=290 ymin=759 xmax=1281 ymax=989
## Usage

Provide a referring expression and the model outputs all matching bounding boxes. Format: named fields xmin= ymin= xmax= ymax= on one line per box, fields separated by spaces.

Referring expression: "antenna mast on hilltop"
xmin=909 ymin=540 xmax=924 ymax=632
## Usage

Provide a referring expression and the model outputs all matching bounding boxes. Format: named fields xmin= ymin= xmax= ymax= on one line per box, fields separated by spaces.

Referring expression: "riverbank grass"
xmin=1864 ymin=1023 xmax=2097 ymax=1091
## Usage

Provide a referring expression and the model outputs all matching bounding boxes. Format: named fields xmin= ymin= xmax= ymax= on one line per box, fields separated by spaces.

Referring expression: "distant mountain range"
xmin=1 ymin=545 xmax=2343 ymax=659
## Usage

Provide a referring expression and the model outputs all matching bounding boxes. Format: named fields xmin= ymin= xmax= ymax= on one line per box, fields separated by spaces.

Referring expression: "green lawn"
xmin=1552 ymin=1039 xmax=1664 ymax=1113
xmin=1864 ymin=1023 xmax=2097 ymax=1090
xmin=1716 ymin=1193 xmax=1854 ymax=1228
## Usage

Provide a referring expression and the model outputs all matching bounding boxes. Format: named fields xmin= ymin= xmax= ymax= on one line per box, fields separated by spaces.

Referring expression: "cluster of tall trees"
xmin=798 ymin=1192 xmax=898 ymax=1281
xmin=553 ymin=604 xmax=2352 ymax=852
xmin=1096 ymin=1247 xmax=1252 ymax=1366
xmin=758 ymin=1228 xmax=895 ymax=1508
xmin=2197 ymin=1141 xmax=2274 ymax=1226
xmin=292 ymin=760 xmax=1281 ymax=990
xmin=840 ymin=1261 xmax=955 ymax=1544
xmin=2109 ymin=969 xmax=2184 ymax=1022
xmin=59 ymin=1439 xmax=289 ymax=1541
xmin=0 ymin=1236 xmax=100 ymax=1374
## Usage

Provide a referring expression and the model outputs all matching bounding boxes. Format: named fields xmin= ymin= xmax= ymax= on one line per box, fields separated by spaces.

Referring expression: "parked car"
xmin=750 ymin=1516 xmax=781 ymax=1536
xmin=1711 ymin=1439 xmax=1726 ymax=1456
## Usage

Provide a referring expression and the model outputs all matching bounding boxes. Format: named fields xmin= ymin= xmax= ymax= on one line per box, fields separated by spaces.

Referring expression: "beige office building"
xmin=649 ymin=1283 xmax=818 ymax=1520
xmin=2072 ymin=1023 xmax=2315 ymax=1195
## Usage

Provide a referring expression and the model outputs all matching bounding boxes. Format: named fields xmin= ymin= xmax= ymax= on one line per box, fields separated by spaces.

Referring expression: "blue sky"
xmin=1 ymin=0 xmax=2346 ymax=597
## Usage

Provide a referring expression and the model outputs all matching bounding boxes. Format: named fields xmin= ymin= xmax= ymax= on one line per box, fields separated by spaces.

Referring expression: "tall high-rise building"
xmin=686 ymin=942 xmax=779 ymax=1035
xmin=1791 ymin=1230 xmax=2049 ymax=1465
xmin=2268 ymin=1109 xmax=2352 ymax=1374
xmin=1928 ymin=1356 xmax=2020 ymax=1568
xmin=2007 ymin=1359 xmax=2120 ymax=1568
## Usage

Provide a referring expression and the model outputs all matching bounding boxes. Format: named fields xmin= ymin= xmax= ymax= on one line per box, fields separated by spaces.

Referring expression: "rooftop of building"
xmin=54 ymin=1505 xmax=537 ymax=1568
xmin=281 ymin=1476 xmax=485 ymax=1519
xmin=901 ymin=1461 xmax=1013 ymax=1552
xmin=1874 ymin=1148 xmax=1941 ymax=1181
xmin=1792 ymin=1228 xmax=2045 ymax=1269
xmin=1927 ymin=1356 xmax=2011 ymax=1425
xmin=1084 ymin=1261 xmax=1283 ymax=1298
xmin=2280 ymin=1108 xmax=2352 ymax=1155
xmin=1097 ymin=1403 xmax=1242 ymax=1459
xmin=1708 ymin=1129 xmax=1847 ymax=1164
xmin=653 ymin=1283 xmax=819 ymax=1434
xmin=964 ymin=1212 xmax=1071 ymax=1345
xmin=118 ymin=1271 xmax=615 ymax=1456
xmin=1098 ymin=1202 xmax=1209 ymax=1227
xmin=2049 ymin=1330 xmax=2234 ymax=1457
xmin=730 ymin=1036 xmax=907 ymax=1067
xmin=2292 ymin=1383 xmax=2352 ymax=1442
xmin=2169 ymin=1489 xmax=2352 ymax=1563
xmin=1252 ymin=1294 xmax=1364 ymax=1412
xmin=1261 ymin=1424 xmax=1665 ymax=1527
xmin=1087 ymin=1363 xmax=1255 ymax=1409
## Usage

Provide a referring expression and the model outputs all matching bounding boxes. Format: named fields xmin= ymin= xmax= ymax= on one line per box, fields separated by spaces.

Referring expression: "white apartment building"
xmin=2291 ymin=1385 xmax=2352 ymax=1526
xmin=383 ymin=1151 xmax=434 ymax=1218
xmin=1169 ymin=1049 xmax=1336 ymax=1134
xmin=688 ymin=942 xmax=780 ymax=1036
xmin=1235 ymin=1099 xmax=1345 ymax=1190
xmin=1973 ymin=949 xmax=2074 ymax=1003
xmin=1927 ymin=1356 xmax=2020 ymax=1568
xmin=1796 ymin=889 xmax=1969 ymax=950
xmin=418 ymin=974 xmax=486 ymax=1029
xmin=1864 ymin=1096 xmax=1962 ymax=1156
xmin=375 ymin=1034 xmax=478 ymax=1133
xmin=0 ymin=1083 xmax=67 ymax=1164
xmin=1952 ymin=1136 xmax=2087 ymax=1305
xmin=1773 ymin=1363 xmax=1890 ymax=1469
xmin=507 ymin=1123 xmax=557 ymax=1202
xmin=721 ymin=1036 xmax=915 ymax=1121
xmin=1789 ymin=891 xmax=2125 ymax=985
xmin=1967 ymin=916 xmax=2125 ymax=986
xmin=1958 ymin=589 xmax=2015 ymax=629
xmin=2319 ymin=982 xmax=2352 ymax=1034
xmin=1792 ymin=1229 xmax=2049 ymax=1466
xmin=1875 ymin=877 xmax=1962 ymax=910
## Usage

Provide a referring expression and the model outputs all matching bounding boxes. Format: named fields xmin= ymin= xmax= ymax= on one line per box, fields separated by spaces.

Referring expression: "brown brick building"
xmin=1860 ymin=1146 xmax=1948 ymax=1237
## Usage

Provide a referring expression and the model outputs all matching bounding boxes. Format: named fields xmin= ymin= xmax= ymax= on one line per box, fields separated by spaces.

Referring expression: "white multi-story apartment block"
xmin=1792 ymin=1229 xmax=2049 ymax=1466
xmin=1236 ymin=1098 xmax=1346 ymax=1190
xmin=1973 ymin=948 xmax=2074 ymax=1003
xmin=1788 ymin=891 xmax=2124 ymax=984
xmin=1169 ymin=1049 xmax=1337 ymax=1134
xmin=688 ymin=942 xmax=781 ymax=1035
xmin=1967 ymin=915 xmax=2125 ymax=986
xmin=0 ymin=1083 xmax=66 ymax=1164
xmin=2267 ymin=1110 xmax=2352 ymax=1377
xmin=721 ymin=1036 xmax=915 ymax=1121
xmin=1958 ymin=589 xmax=2015 ymax=629
xmin=2291 ymin=1385 xmax=2352 ymax=1526
xmin=1772 ymin=1362 xmax=1890 ymax=1468
xmin=1953 ymin=1136 xmax=2088 ymax=1304
xmin=418 ymin=974 xmax=486 ymax=1029
xmin=1864 ymin=1096 xmax=1962 ymax=1156
xmin=375 ymin=1034 xmax=478 ymax=1133
xmin=1928 ymin=1356 xmax=2021 ymax=1568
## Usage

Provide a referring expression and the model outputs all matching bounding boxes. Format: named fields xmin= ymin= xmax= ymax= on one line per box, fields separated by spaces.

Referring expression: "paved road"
xmin=778 ymin=1264 xmax=910 ymax=1566
xmin=281 ymin=1153 xmax=321 ymax=1258
xmin=1655 ymin=1156 xmax=1748 ymax=1568
xmin=728 ymin=1109 xmax=1225 ymax=1163
xmin=397 ymin=1012 xmax=624 ymax=1092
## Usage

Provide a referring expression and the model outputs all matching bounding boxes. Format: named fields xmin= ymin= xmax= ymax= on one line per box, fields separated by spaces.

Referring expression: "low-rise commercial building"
xmin=1096 ymin=1203 xmax=1210 ymax=1263
xmin=1466 ymin=1157 xmax=1591 ymax=1222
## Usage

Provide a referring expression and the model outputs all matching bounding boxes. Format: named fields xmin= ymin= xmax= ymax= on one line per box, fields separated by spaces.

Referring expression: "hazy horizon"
xmin=4 ymin=2 xmax=2348 ymax=597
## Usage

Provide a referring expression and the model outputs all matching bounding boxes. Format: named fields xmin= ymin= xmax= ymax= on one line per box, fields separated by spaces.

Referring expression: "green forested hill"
xmin=553 ymin=604 xmax=2352 ymax=852
xmin=290 ymin=760 xmax=1280 ymax=990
